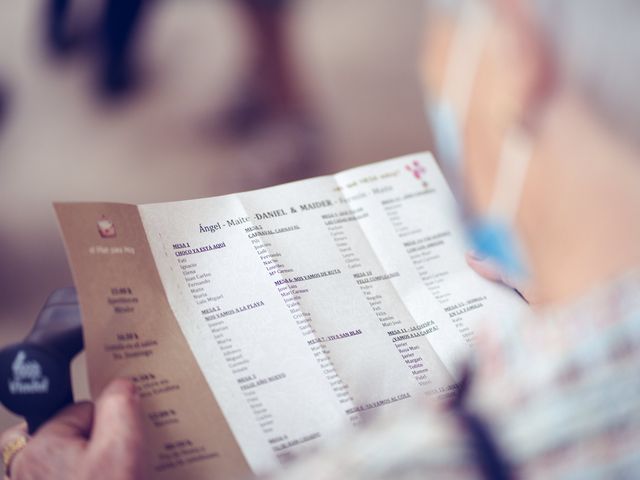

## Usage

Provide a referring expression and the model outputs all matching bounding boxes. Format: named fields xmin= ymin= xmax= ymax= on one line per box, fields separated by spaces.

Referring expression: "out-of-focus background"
xmin=0 ymin=0 xmax=429 ymax=430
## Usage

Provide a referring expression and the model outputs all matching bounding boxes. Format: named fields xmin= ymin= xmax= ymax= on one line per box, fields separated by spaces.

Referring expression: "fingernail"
xmin=106 ymin=378 xmax=138 ymax=399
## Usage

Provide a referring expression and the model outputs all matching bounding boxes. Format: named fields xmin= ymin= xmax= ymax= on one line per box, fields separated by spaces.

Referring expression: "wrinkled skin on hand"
xmin=1 ymin=379 xmax=149 ymax=480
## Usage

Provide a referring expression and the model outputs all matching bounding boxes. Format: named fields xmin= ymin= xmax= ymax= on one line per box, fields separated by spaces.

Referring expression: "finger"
xmin=86 ymin=379 xmax=147 ymax=476
xmin=91 ymin=379 xmax=143 ymax=446
xmin=0 ymin=423 xmax=28 ymax=449
xmin=465 ymin=252 xmax=506 ymax=283
xmin=466 ymin=251 xmax=535 ymax=304
xmin=0 ymin=422 xmax=29 ymax=478
xmin=0 ymin=423 xmax=29 ymax=471
xmin=37 ymin=401 xmax=94 ymax=440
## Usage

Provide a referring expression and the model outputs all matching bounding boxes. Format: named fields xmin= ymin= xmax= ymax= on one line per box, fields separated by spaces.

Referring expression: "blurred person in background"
xmin=42 ymin=0 xmax=320 ymax=182
xmin=2 ymin=0 xmax=640 ymax=478
xmin=45 ymin=0 xmax=306 ymax=134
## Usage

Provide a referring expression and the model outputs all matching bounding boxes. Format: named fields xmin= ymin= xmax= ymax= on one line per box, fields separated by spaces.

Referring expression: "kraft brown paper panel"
xmin=55 ymin=203 xmax=251 ymax=480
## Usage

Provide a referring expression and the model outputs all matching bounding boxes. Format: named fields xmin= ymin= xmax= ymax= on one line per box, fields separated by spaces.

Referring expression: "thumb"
xmin=465 ymin=251 xmax=534 ymax=304
xmin=85 ymin=379 xmax=148 ymax=478
xmin=465 ymin=251 xmax=508 ymax=284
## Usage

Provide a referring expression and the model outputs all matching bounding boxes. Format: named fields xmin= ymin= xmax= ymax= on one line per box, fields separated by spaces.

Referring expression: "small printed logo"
xmin=405 ymin=160 xmax=428 ymax=187
xmin=97 ymin=216 xmax=116 ymax=238
xmin=8 ymin=351 xmax=50 ymax=395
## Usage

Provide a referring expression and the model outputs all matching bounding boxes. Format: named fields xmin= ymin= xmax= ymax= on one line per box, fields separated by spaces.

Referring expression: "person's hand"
xmin=465 ymin=251 xmax=537 ymax=304
xmin=1 ymin=379 xmax=148 ymax=480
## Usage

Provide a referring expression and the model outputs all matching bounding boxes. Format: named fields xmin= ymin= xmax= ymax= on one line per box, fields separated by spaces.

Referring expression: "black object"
xmin=451 ymin=368 xmax=514 ymax=480
xmin=46 ymin=0 xmax=74 ymax=54
xmin=0 ymin=80 xmax=9 ymax=135
xmin=0 ymin=288 xmax=83 ymax=434
xmin=98 ymin=0 xmax=147 ymax=95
